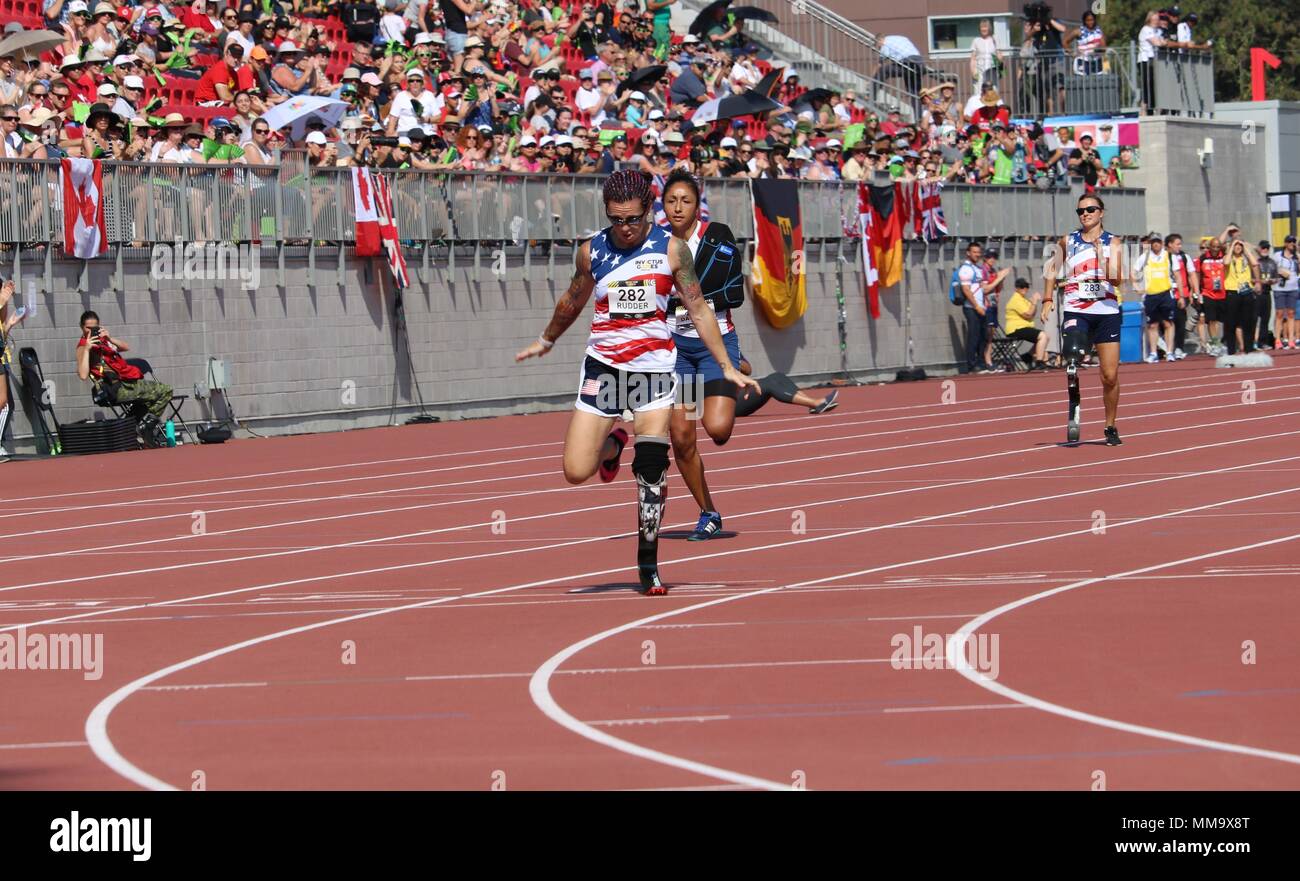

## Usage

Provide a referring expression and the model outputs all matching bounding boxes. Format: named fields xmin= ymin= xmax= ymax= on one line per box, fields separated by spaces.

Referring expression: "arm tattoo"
xmin=542 ymin=247 xmax=595 ymax=342
xmin=672 ymin=238 xmax=704 ymax=305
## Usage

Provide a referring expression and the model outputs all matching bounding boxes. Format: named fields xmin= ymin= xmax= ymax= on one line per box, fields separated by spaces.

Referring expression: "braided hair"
xmin=602 ymin=168 xmax=654 ymax=213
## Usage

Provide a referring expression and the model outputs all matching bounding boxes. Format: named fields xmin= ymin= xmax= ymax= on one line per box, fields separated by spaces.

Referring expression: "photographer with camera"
xmin=75 ymin=311 xmax=174 ymax=446
xmin=1022 ymin=2 xmax=1067 ymax=115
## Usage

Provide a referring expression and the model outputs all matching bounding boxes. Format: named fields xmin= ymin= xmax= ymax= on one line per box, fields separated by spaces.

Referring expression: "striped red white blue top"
xmin=584 ymin=224 xmax=677 ymax=372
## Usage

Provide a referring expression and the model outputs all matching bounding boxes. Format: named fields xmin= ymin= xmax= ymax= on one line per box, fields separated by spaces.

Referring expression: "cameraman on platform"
xmin=1022 ymin=3 xmax=1067 ymax=115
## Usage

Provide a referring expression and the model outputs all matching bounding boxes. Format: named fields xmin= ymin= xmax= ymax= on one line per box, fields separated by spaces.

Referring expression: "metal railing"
xmin=922 ymin=46 xmax=1138 ymax=119
xmin=0 ymin=159 xmax=1146 ymax=248
xmin=1150 ymin=48 xmax=1214 ymax=117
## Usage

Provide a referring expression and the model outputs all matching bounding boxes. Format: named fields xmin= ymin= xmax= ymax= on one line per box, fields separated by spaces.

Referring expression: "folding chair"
xmin=17 ymin=347 xmax=62 ymax=455
xmin=989 ymin=326 xmax=1033 ymax=373
xmin=92 ymin=358 xmax=195 ymax=445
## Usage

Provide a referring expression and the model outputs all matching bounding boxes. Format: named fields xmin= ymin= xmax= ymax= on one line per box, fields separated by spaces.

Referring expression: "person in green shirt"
xmin=647 ymin=0 xmax=676 ymax=61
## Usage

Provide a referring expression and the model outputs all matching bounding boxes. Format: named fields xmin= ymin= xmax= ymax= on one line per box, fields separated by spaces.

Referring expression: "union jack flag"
xmin=913 ymin=180 xmax=947 ymax=242
xmin=373 ymin=171 xmax=409 ymax=290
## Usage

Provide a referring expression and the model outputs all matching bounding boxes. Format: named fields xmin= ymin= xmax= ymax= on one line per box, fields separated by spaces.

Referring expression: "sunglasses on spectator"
xmin=1076 ymin=206 xmax=1101 ymax=216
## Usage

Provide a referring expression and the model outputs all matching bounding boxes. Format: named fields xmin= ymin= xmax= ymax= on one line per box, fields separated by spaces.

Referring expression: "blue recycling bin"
xmin=1120 ymin=300 xmax=1144 ymax=363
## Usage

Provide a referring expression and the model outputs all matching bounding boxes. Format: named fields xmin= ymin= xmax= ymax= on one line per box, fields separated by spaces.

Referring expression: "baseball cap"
xmin=406 ymin=68 xmax=425 ymax=80
xmin=629 ymin=91 xmax=646 ymax=101
xmin=305 ymin=131 xmax=327 ymax=145
xmin=1258 ymin=240 xmax=1272 ymax=249
xmin=249 ymin=46 xmax=269 ymax=61
xmin=539 ymin=135 xmax=555 ymax=147
xmin=361 ymin=72 xmax=383 ymax=86
xmin=519 ymin=135 xmax=537 ymax=146
xmin=122 ymin=75 xmax=145 ymax=90
xmin=97 ymin=83 xmax=118 ymax=97
xmin=648 ymin=109 xmax=663 ymax=120
xmin=579 ymin=68 xmax=594 ymax=80
xmin=719 ymin=136 xmax=738 ymax=148
xmin=342 ymin=67 xmax=360 ymax=81
xmin=277 ymin=41 xmax=302 ymax=54
xmin=1015 ymin=277 xmax=1030 ymax=289
xmin=112 ymin=54 xmax=140 ymax=66
xmin=826 ymin=138 xmax=842 ymax=150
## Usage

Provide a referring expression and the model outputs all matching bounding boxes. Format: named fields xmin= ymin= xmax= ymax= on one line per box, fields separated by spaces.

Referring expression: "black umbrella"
xmin=793 ymin=87 xmax=834 ymax=106
xmin=616 ymin=64 xmax=668 ymax=96
xmin=753 ymin=67 xmax=782 ymax=100
xmin=730 ymin=6 xmax=778 ymax=24
xmin=689 ymin=0 xmax=734 ymax=36
xmin=690 ymin=88 xmax=784 ymax=126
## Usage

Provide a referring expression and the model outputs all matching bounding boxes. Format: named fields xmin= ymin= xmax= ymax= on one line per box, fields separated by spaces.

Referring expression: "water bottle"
xmin=164 ymin=420 xmax=176 ymax=447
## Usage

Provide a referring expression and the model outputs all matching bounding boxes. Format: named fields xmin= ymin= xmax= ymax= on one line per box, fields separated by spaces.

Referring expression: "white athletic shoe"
xmin=1172 ymin=348 xmax=1186 ymax=361
xmin=1144 ymin=352 xmax=1159 ymax=363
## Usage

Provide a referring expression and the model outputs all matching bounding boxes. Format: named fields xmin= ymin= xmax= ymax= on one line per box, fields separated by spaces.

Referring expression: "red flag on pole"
xmin=352 ymin=167 xmax=382 ymax=257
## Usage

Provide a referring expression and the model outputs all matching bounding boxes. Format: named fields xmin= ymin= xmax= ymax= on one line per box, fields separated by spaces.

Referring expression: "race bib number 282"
xmin=608 ymin=280 xmax=656 ymax=318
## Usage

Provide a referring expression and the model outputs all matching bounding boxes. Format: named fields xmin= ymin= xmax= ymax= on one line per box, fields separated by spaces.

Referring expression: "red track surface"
xmin=4 ymin=357 xmax=1300 ymax=790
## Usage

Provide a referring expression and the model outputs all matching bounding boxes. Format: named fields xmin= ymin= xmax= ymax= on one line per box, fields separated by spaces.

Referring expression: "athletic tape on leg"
xmin=0 ymin=404 xmax=9 ymax=444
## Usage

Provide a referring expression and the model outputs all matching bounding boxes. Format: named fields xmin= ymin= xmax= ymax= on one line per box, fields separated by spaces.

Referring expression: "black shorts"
xmin=1143 ymin=292 xmax=1175 ymax=324
xmin=1201 ymin=298 xmax=1224 ymax=322
xmin=574 ymin=355 xmax=677 ymax=417
xmin=1007 ymin=327 xmax=1040 ymax=344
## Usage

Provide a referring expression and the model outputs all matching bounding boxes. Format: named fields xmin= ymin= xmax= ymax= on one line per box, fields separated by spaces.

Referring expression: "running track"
xmin=3 ymin=357 xmax=1299 ymax=790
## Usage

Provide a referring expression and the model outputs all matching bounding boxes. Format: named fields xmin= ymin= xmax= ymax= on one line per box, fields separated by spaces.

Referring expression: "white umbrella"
xmin=260 ymin=95 xmax=349 ymax=142
xmin=0 ymin=29 xmax=65 ymax=62
xmin=690 ymin=89 xmax=783 ymax=126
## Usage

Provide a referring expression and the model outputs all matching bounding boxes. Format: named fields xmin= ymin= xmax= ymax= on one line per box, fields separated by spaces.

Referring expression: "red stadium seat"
xmin=745 ymin=119 xmax=768 ymax=140
xmin=849 ymin=107 xmax=866 ymax=123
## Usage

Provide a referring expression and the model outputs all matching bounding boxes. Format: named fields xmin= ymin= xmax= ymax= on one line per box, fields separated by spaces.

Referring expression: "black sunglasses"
xmin=1076 ymin=206 xmax=1101 ymax=216
xmin=606 ymin=214 xmax=645 ymax=227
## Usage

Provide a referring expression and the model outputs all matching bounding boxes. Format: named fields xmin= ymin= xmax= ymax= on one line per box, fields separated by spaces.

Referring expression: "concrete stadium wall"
xmin=1125 ymin=116 xmax=1271 ymax=244
xmin=1214 ymin=101 xmax=1300 ymax=196
xmin=2 ymin=240 xmax=1064 ymax=455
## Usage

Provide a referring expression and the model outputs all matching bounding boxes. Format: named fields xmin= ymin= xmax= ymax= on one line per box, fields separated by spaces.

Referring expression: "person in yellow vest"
xmin=1223 ymin=238 xmax=1260 ymax=354
xmin=1133 ymin=232 xmax=1176 ymax=362
xmin=1004 ymin=278 xmax=1049 ymax=370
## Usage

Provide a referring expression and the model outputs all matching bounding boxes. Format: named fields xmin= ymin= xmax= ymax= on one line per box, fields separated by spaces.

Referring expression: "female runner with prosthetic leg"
xmin=515 ymin=170 xmax=759 ymax=594
xmin=1041 ymin=193 xmax=1125 ymax=446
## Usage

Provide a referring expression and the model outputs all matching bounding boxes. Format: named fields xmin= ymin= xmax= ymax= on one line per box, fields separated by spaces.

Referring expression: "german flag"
xmin=869 ymin=182 xmax=904 ymax=290
xmin=750 ymin=179 xmax=808 ymax=329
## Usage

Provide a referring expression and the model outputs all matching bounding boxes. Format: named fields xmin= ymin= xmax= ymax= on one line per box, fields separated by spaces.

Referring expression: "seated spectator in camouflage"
xmin=75 ymin=310 xmax=174 ymax=429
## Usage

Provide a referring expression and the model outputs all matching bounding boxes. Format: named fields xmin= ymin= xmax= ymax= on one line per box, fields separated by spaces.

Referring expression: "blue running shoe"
xmin=688 ymin=510 xmax=723 ymax=541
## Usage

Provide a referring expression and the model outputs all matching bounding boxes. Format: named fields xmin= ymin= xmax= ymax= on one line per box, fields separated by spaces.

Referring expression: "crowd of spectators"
xmin=0 ymin=1 xmax=1177 ymax=191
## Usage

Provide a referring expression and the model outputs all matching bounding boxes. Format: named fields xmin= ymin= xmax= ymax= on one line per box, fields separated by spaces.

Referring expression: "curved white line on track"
xmin=946 ymin=531 xmax=1300 ymax=767
xmin=85 ymin=473 xmax=1300 ymax=791
xmin=531 ymin=486 xmax=1300 ymax=788
xmin=527 ymin=588 xmax=795 ymax=792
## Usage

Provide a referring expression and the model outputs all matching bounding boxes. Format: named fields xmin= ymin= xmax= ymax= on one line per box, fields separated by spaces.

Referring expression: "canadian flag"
xmin=61 ymin=158 xmax=107 ymax=259
xmin=352 ymin=166 xmax=382 ymax=256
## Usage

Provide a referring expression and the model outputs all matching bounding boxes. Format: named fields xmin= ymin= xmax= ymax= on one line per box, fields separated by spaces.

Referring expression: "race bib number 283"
xmin=608 ymin=280 xmax=656 ymax=318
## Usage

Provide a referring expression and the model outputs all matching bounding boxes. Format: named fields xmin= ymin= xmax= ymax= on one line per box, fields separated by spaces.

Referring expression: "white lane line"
xmin=881 ymin=704 xmax=1028 ymax=714
xmin=0 ymin=741 xmax=89 ymax=750
xmin=7 ymin=366 xmax=1289 ymax=524
xmin=527 ymin=482 xmax=1300 ymax=789
xmin=947 ymin=531 xmax=1300 ymax=767
xmin=8 ymin=398 xmax=1300 ymax=595
xmin=9 ymin=368 xmax=1287 ymax=555
xmin=588 ymin=715 xmax=734 ymax=726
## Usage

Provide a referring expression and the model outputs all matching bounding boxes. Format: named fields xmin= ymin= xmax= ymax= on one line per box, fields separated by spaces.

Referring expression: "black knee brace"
xmin=632 ymin=437 xmax=670 ymax=485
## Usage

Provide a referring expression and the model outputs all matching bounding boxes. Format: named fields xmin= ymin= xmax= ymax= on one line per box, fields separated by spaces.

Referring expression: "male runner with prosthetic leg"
xmin=515 ymin=170 xmax=759 ymax=594
xmin=1042 ymin=193 xmax=1125 ymax=446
